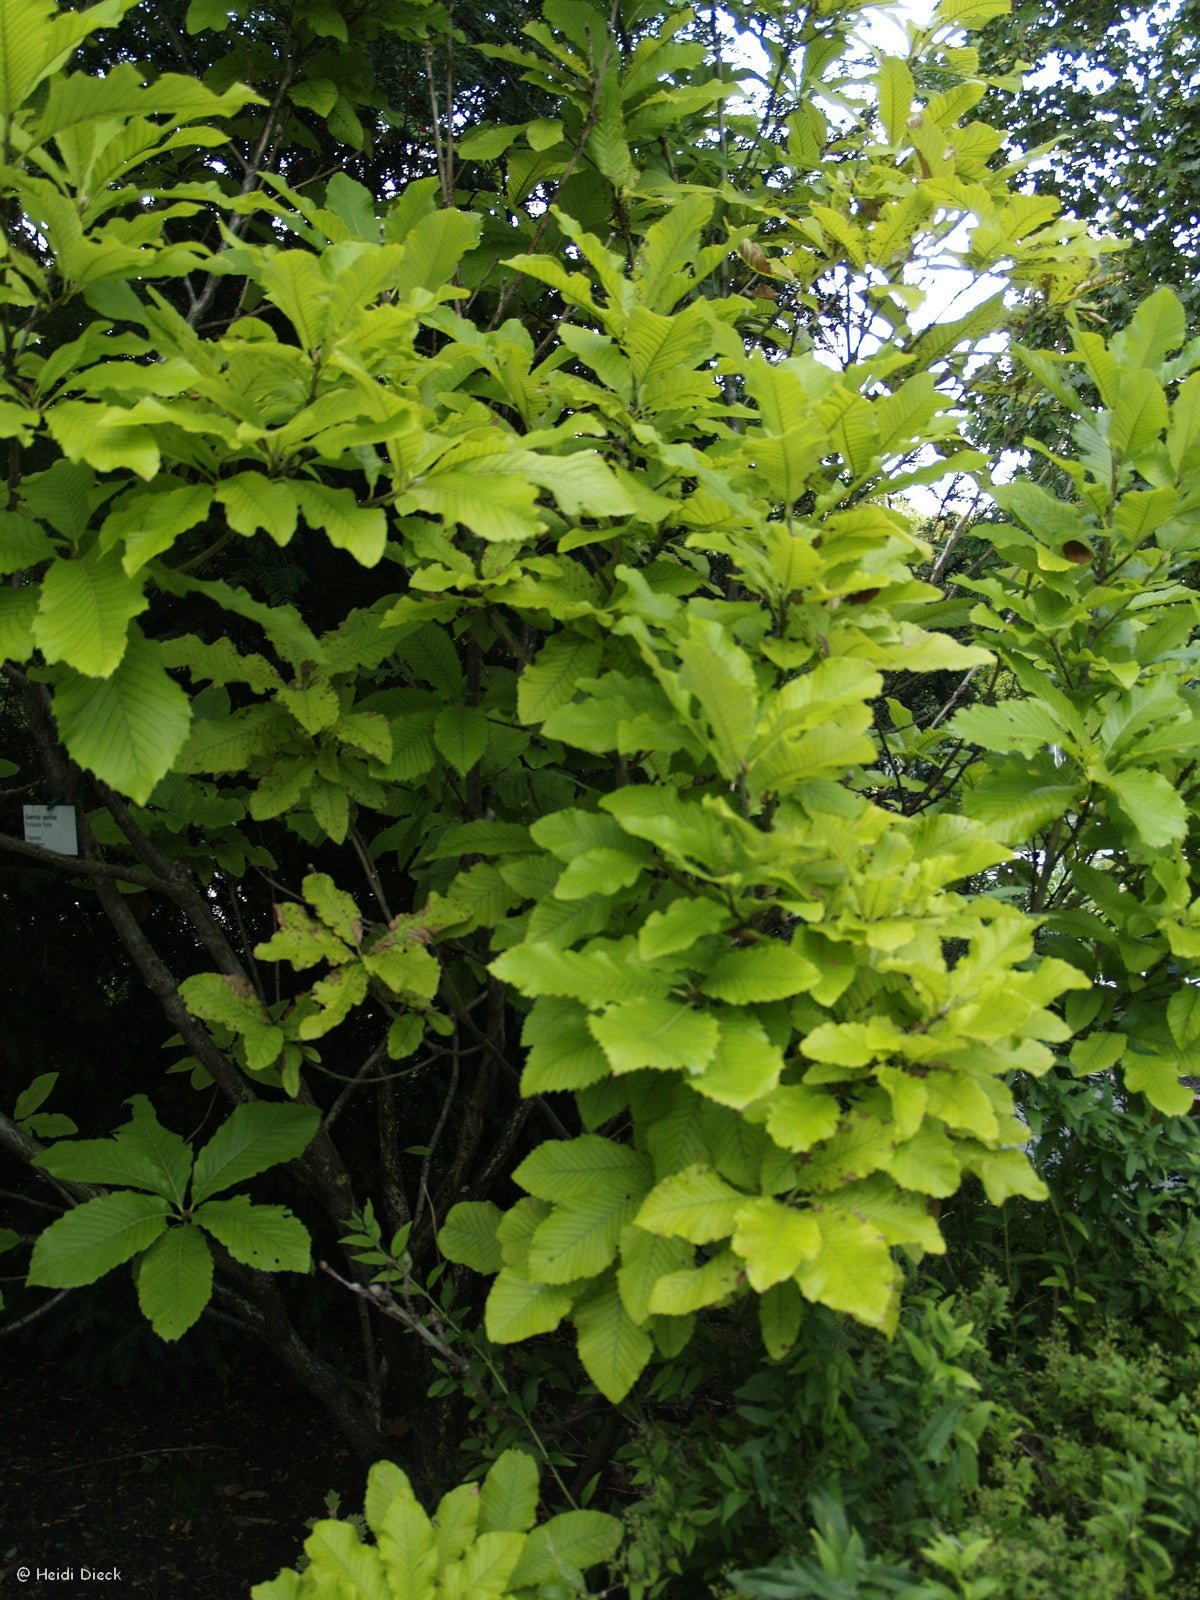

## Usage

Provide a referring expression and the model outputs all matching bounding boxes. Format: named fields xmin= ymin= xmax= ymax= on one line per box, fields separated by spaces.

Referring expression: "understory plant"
xmin=612 ymin=1063 xmax=1200 ymax=1598
xmin=252 ymin=1450 xmax=621 ymax=1598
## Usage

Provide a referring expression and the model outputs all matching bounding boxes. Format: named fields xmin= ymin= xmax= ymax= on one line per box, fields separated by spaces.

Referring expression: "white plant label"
xmin=22 ymin=804 xmax=78 ymax=857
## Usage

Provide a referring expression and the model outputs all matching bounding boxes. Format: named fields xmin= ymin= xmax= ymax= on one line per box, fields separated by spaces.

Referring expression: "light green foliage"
xmin=1 ymin=0 xmax=1175 ymax=1480
xmin=0 ymin=0 xmax=1110 ymax=1400
xmin=251 ymin=1455 xmax=621 ymax=1599
xmin=179 ymin=875 xmax=441 ymax=1088
xmin=455 ymin=775 xmax=1082 ymax=1390
xmin=26 ymin=1098 xmax=318 ymax=1338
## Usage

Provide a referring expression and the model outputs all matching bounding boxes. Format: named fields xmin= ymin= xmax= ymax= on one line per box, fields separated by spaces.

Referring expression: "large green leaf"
xmin=877 ymin=55 xmax=915 ymax=144
xmin=951 ymin=697 xmax=1067 ymax=755
xmin=1113 ymin=285 xmax=1185 ymax=368
xmin=793 ymin=1212 xmax=897 ymax=1330
xmin=27 ymin=1191 xmax=171 ymax=1288
xmin=965 ymin=1147 xmax=1049 ymax=1204
xmin=553 ymin=847 xmax=645 ymax=901
xmin=0 ymin=588 xmax=39 ymax=661
xmin=362 ymin=938 xmax=440 ymax=1001
xmin=438 ymin=1201 xmax=504 ymax=1273
xmin=514 ymin=1136 xmax=651 ymax=1204
xmin=295 ymin=482 xmax=387 ymax=567
xmin=491 ymin=938 xmax=672 ymax=1003
xmin=396 ymin=451 xmax=542 ymax=543
xmin=1103 ymin=767 xmax=1187 ymax=848
xmin=517 ymin=450 xmax=637 ymax=519
xmin=13 ymin=1071 xmax=59 ymax=1121
xmin=392 ymin=208 xmax=482 ymax=296
xmin=589 ymin=997 xmax=719 ymax=1075
xmin=370 ymin=1470 xmax=438 ymax=1600
xmin=106 ymin=481 xmax=214 ymax=573
xmin=190 ymin=1103 xmax=321 ymax=1203
xmin=135 ymin=1224 xmax=213 ymax=1341
xmin=432 ymin=1481 xmax=479 ymax=1568
xmin=45 ymin=401 xmax=160 ymax=479
xmin=32 ymin=548 xmax=146 ymax=676
xmin=506 ymin=1510 xmax=622 ymax=1591
xmin=646 ymin=1248 xmax=741 ymax=1315
xmin=885 ymin=1126 xmax=963 ymax=1196
xmin=573 ymin=1275 xmax=654 ymax=1403
xmin=478 ymin=1449 xmax=539 ymax=1536
xmin=759 ymin=1278 xmax=804 ymax=1360
xmin=692 ymin=1016 xmax=785 ymax=1109
xmin=442 ymin=1530 xmax=525 ymax=1598
xmin=301 ymin=872 xmax=362 ymax=945
xmin=34 ymin=1096 xmax=191 ymax=1203
xmin=732 ymin=1197 xmax=821 ymax=1291
xmin=193 ymin=1195 xmax=312 ymax=1271
xmin=1121 ymin=1055 xmax=1193 ymax=1117
xmin=1109 ymin=369 xmax=1168 ymax=459
xmin=0 ymin=0 xmax=137 ymax=117
xmin=831 ymin=1175 xmax=945 ymax=1253
xmin=300 ymin=1521 xmax=389 ymax=1600
xmin=520 ymin=998 xmax=610 ymax=1093
xmin=700 ymin=942 xmax=820 ymax=1004
xmin=635 ymin=193 xmax=712 ymax=313
xmin=52 ymin=628 xmax=192 ymax=805
xmin=179 ymin=971 xmax=285 ymax=1073
xmin=763 ymin=1085 xmax=843 ymax=1153
xmin=635 ymin=1164 xmax=745 ymax=1244
xmin=433 ymin=703 xmax=489 ymax=775
xmin=616 ymin=1224 xmax=693 ymax=1323
xmin=485 ymin=1264 xmax=577 ymax=1343
xmin=253 ymin=903 xmax=351 ymax=970
xmin=117 ymin=1096 xmax=193 ymax=1205
xmin=215 ymin=474 xmax=299 ymax=544
xmin=527 ymin=1189 xmax=644 ymax=1284
xmin=638 ymin=897 xmax=730 ymax=959
xmin=35 ymin=58 xmax=254 ymax=139
xmin=517 ymin=632 xmax=603 ymax=724
xmin=677 ymin=616 xmax=758 ymax=776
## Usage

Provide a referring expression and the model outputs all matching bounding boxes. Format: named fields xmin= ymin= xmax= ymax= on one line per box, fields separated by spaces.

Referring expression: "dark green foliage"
xmin=979 ymin=0 xmax=1200 ymax=324
xmin=612 ymin=1074 xmax=1200 ymax=1597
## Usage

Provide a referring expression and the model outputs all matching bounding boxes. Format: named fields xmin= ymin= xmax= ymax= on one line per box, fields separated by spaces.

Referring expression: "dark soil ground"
xmin=2 ymin=1347 xmax=365 ymax=1600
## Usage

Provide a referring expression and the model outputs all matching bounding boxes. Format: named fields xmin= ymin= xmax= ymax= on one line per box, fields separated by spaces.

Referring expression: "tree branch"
xmin=0 ymin=830 xmax=169 ymax=892
xmin=0 ymin=1288 xmax=73 ymax=1337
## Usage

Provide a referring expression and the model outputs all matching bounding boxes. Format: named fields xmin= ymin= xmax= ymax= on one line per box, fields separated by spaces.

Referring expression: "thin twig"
xmin=927 ymin=667 xmax=984 ymax=731
xmin=323 ymin=1043 xmax=389 ymax=1131
xmin=929 ymin=492 xmax=982 ymax=587
xmin=0 ymin=1187 xmax=66 ymax=1215
xmin=219 ymin=870 xmax=266 ymax=1003
xmin=186 ymin=60 xmax=297 ymax=329
xmin=349 ymin=821 xmax=394 ymax=923
xmin=423 ymin=40 xmax=452 ymax=207
xmin=44 ymin=1444 xmax=237 ymax=1475
xmin=0 ymin=1289 xmax=72 ymax=1337
xmin=415 ymin=1042 xmax=459 ymax=1227
xmin=319 ymin=1260 xmax=472 ymax=1370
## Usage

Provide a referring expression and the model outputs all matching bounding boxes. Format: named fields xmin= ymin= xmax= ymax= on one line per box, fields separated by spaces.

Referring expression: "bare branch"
xmin=0 ymin=830 xmax=169 ymax=892
xmin=0 ymin=1289 xmax=73 ymax=1338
